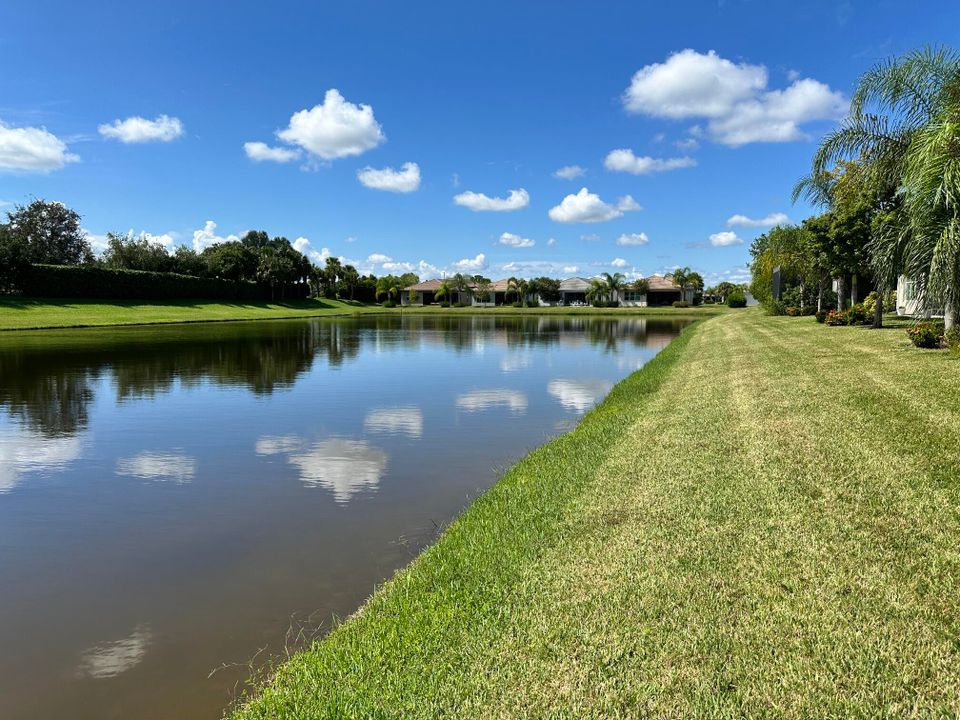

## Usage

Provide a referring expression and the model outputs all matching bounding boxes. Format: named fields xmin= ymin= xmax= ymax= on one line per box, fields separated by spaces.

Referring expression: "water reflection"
xmin=363 ymin=407 xmax=424 ymax=439
xmin=77 ymin=625 xmax=152 ymax=679
xmin=0 ymin=426 xmax=84 ymax=492
xmin=456 ymin=389 xmax=529 ymax=414
xmin=547 ymin=379 xmax=614 ymax=413
xmin=256 ymin=436 xmax=389 ymax=502
xmin=115 ymin=451 xmax=196 ymax=483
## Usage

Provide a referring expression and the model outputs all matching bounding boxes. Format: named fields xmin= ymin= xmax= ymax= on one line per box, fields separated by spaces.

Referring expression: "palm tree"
xmin=586 ymin=278 xmax=608 ymax=305
xmin=474 ymin=277 xmax=492 ymax=304
xmin=798 ymin=45 xmax=960 ymax=325
xmin=451 ymin=273 xmax=470 ymax=304
xmin=507 ymin=276 xmax=528 ymax=305
xmin=434 ymin=279 xmax=453 ymax=304
xmin=375 ymin=276 xmax=400 ymax=304
xmin=671 ymin=266 xmax=691 ymax=302
xmin=602 ymin=272 xmax=626 ymax=305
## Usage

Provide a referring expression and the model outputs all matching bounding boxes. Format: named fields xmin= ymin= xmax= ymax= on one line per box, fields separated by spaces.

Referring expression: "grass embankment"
xmin=234 ymin=309 xmax=960 ymax=718
xmin=0 ymin=297 xmax=721 ymax=331
xmin=0 ymin=297 xmax=378 ymax=331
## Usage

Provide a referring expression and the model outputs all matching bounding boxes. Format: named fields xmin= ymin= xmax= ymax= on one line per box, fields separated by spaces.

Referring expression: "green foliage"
xmin=0 ymin=223 xmax=29 ymax=291
xmin=632 ymin=278 xmax=650 ymax=295
xmin=825 ymin=309 xmax=849 ymax=326
xmin=18 ymin=264 xmax=307 ymax=301
xmin=815 ymin=310 xmax=828 ymax=323
xmin=381 ymin=299 xmax=397 ymax=308
xmin=907 ymin=321 xmax=945 ymax=348
xmin=727 ymin=290 xmax=747 ymax=308
xmin=453 ymin=301 xmax=467 ymax=308
xmin=846 ymin=304 xmax=869 ymax=325
xmin=524 ymin=299 xmax=538 ymax=308
xmin=438 ymin=301 xmax=451 ymax=308
xmin=672 ymin=300 xmax=689 ymax=308
xmin=511 ymin=301 xmax=523 ymax=308
xmin=5 ymin=199 xmax=92 ymax=265
xmin=530 ymin=276 xmax=560 ymax=302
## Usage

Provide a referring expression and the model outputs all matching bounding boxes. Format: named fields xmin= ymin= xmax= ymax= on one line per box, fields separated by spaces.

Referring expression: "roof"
xmin=645 ymin=274 xmax=682 ymax=291
xmin=405 ymin=279 xmax=445 ymax=292
xmin=559 ymin=277 xmax=592 ymax=292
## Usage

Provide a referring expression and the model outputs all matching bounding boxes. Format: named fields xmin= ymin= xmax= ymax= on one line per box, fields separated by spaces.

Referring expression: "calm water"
xmin=0 ymin=314 xmax=687 ymax=719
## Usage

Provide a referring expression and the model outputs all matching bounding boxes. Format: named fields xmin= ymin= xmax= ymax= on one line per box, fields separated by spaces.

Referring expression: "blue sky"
xmin=2 ymin=0 xmax=958 ymax=285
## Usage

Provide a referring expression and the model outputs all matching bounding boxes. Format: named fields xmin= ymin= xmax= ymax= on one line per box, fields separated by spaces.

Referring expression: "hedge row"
xmin=18 ymin=264 xmax=309 ymax=301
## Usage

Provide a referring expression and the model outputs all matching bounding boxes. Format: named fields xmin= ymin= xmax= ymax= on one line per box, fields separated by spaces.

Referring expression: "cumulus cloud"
xmin=622 ymin=49 xmax=847 ymax=146
xmin=291 ymin=236 xmax=331 ymax=264
xmin=675 ymin=137 xmax=700 ymax=151
xmin=604 ymin=149 xmax=696 ymax=175
xmin=563 ymin=265 xmax=579 ymax=273
xmin=367 ymin=252 xmax=392 ymax=263
xmin=292 ymin=237 xmax=311 ymax=253
xmin=192 ymin=220 xmax=240 ymax=252
xmin=276 ymin=89 xmax=385 ymax=160
xmin=452 ymin=253 xmax=487 ymax=271
xmin=0 ymin=121 xmax=79 ymax=171
xmin=453 ymin=188 xmax=529 ymax=212
xmin=244 ymin=141 xmax=301 ymax=163
xmin=709 ymin=231 xmax=743 ymax=247
xmin=617 ymin=232 xmax=649 ymax=246
xmin=548 ymin=188 xmax=641 ymax=224
xmin=98 ymin=115 xmax=184 ymax=143
xmin=553 ymin=165 xmax=586 ymax=180
xmin=498 ymin=232 xmax=536 ymax=248
xmin=726 ymin=212 xmax=790 ymax=228
xmin=546 ymin=237 xmax=557 ymax=247
xmin=610 ymin=258 xmax=628 ymax=268
xmin=357 ymin=162 xmax=421 ymax=193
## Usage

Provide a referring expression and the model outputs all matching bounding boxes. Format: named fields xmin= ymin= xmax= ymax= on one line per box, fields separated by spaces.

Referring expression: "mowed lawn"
xmin=233 ymin=309 xmax=960 ymax=719
xmin=0 ymin=297 xmax=376 ymax=330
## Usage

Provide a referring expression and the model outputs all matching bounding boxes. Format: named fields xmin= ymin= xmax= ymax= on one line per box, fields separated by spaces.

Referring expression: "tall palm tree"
xmin=375 ymin=277 xmax=400 ymax=304
xmin=451 ymin=273 xmax=470 ymax=304
xmin=507 ymin=276 xmax=528 ymax=304
xmin=798 ymin=45 xmax=960 ymax=325
xmin=586 ymin=278 xmax=608 ymax=305
xmin=671 ymin=266 xmax=692 ymax=302
xmin=602 ymin=272 xmax=626 ymax=304
xmin=435 ymin=279 xmax=453 ymax=304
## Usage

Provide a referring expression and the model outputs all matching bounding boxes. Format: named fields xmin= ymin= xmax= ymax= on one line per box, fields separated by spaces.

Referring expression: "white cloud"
xmin=604 ymin=149 xmax=696 ymax=175
xmin=98 ymin=115 xmax=184 ymax=143
xmin=78 ymin=626 xmax=152 ymax=679
xmin=192 ymin=220 xmax=239 ymax=252
xmin=367 ymin=252 xmax=392 ymax=263
xmin=622 ymin=49 xmax=847 ymax=146
xmin=418 ymin=260 xmax=443 ymax=278
xmin=548 ymin=187 xmax=641 ymax=224
xmin=675 ymin=137 xmax=700 ymax=151
xmin=0 ymin=121 xmax=79 ymax=171
xmin=709 ymin=231 xmax=743 ymax=247
xmin=357 ymin=162 xmax=421 ymax=193
xmin=498 ymin=232 xmax=535 ymax=248
xmin=276 ymin=89 xmax=385 ymax=160
xmin=452 ymin=253 xmax=487 ymax=271
xmin=115 ymin=452 xmax=195 ymax=483
xmin=563 ymin=265 xmax=579 ymax=273
xmin=546 ymin=238 xmax=557 ymax=247
xmin=581 ymin=233 xmax=601 ymax=242
xmin=726 ymin=212 xmax=790 ymax=228
xmin=611 ymin=257 xmax=628 ymax=268
xmin=547 ymin=379 xmax=613 ymax=413
xmin=456 ymin=389 xmax=528 ymax=414
xmin=382 ymin=261 xmax=416 ymax=273
xmin=553 ymin=165 xmax=586 ymax=180
xmin=244 ymin=141 xmax=301 ymax=163
xmin=293 ymin=237 xmax=311 ymax=253
xmin=453 ymin=188 xmax=529 ymax=212
xmin=364 ymin=407 xmax=423 ymax=439
xmin=617 ymin=232 xmax=649 ymax=246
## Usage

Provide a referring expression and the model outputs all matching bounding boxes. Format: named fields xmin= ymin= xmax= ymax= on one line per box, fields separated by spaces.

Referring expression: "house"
xmin=636 ymin=274 xmax=696 ymax=306
xmin=559 ymin=277 xmax=592 ymax=305
xmin=896 ymin=275 xmax=943 ymax=317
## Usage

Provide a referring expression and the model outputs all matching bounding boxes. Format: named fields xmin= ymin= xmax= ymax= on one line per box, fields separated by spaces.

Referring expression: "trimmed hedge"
xmin=18 ymin=264 xmax=308 ymax=301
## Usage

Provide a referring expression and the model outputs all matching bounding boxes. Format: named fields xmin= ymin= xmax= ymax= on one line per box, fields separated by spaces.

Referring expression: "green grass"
xmin=0 ymin=297 xmax=379 ymax=330
xmin=0 ymin=297 xmax=725 ymax=331
xmin=232 ymin=308 xmax=960 ymax=718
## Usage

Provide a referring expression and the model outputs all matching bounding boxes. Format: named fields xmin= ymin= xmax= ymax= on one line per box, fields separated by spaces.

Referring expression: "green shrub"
xmin=453 ymin=301 xmax=467 ymax=308
xmin=945 ymin=326 xmax=960 ymax=354
xmin=381 ymin=299 xmax=396 ymax=308
xmin=511 ymin=301 xmax=523 ymax=308
xmin=907 ymin=321 xmax=944 ymax=349
xmin=815 ymin=310 xmax=828 ymax=323
xmin=727 ymin=291 xmax=747 ymax=308
xmin=847 ymin=304 xmax=869 ymax=325
xmin=605 ymin=300 xmax=620 ymax=308
xmin=17 ymin=263 xmax=307 ymax=301
xmin=765 ymin=299 xmax=787 ymax=315
xmin=525 ymin=300 xmax=539 ymax=308
xmin=438 ymin=301 xmax=451 ymax=308
xmin=672 ymin=300 xmax=689 ymax=308
xmin=825 ymin=309 xmax=848 ymax=326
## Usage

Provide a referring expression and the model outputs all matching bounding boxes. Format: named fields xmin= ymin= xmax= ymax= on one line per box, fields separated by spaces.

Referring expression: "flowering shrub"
xmin=785 ymin=306 xmax=800 ymax=316
xmin=815 ymin=310 xmax=828 ymax=323
xmin=824 ymin=309 xmax=848 ymax=326
xmin=907 ymin=322 xmax=944 ymax=349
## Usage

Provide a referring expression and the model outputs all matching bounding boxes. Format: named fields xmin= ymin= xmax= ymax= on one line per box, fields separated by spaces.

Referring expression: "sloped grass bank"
xmin=234 ymin=310 xmax=960 ymax=718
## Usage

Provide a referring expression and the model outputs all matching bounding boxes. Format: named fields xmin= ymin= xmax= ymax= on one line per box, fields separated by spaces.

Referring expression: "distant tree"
xmin=0 ymin=223 xmax=29 ymax=290
xmin=375 ymin=275 xmax=402 ymax=303
xmin=435 ymin=279 xmax=453 ymax=303
xmin=602 ymin=272 xmax=627 ymax=303
xmin=531 ymin=276 xmax=561 ymax=303
xmin=632 ymin=277 xmax=650 ymax=295
xmin=687 ymin=271 xmax=704 ymax=293
xmin=506 ymin=276 xmax=528 ymax=304
xmin=340 ymin=264 xmax=360 ymax=300
xmin=451 ymin=273 xmax=470 ymax=303
xmin=671 ymin=266 xmax=692 ymax=297
xmin=240 ymin=230 xmax=271 ymax=250
xmin=170 ymin=246 xmax=206 ymax=277
xmin=6 ymin=199 xmax=92 ymax=265
xmin=586 ymin=278 xmax=608 ymax=305
xmin=101 ymin=232 xmax=173 ymax=273
xmin=474 ymin=277 xmax=492 ymax=303
xmin=203 ymin=241 xmax=258 ymax=281
xmin=398 ymin=272 xmax=419 ymax=288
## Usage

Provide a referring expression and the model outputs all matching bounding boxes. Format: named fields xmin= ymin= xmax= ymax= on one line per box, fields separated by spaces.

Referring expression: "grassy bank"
xmin=0 ymin=297 xmax=378 ymax=331
xmin=233 ymin=309 xmax=960 ymax=718
xmin=0 ymin=297 xmax=722 ymax=331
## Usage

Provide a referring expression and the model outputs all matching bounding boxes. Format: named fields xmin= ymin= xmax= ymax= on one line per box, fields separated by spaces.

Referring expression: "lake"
xmin=0 ymin=314 xmax=688 ymax=719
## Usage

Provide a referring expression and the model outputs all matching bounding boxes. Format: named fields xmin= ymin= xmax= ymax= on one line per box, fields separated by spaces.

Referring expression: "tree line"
xmin=751 ymin=45 xmax=960 ymax=329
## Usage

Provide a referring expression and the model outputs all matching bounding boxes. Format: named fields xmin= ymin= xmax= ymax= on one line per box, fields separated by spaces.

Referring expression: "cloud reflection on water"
xmin=363 ymin=407 xmax=423 ymax=438
xmin=547 ymin=379 xmax=613 ymax=413
xmin=0 ymin=427 xmax=84 ymax=493
xmin=77 ymin=625 xmax=151 ymax=679
xmin=455 ymin=389 xmax=528 ymax=414
xmin=115 ymin=451 xmax=196 ymax=483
